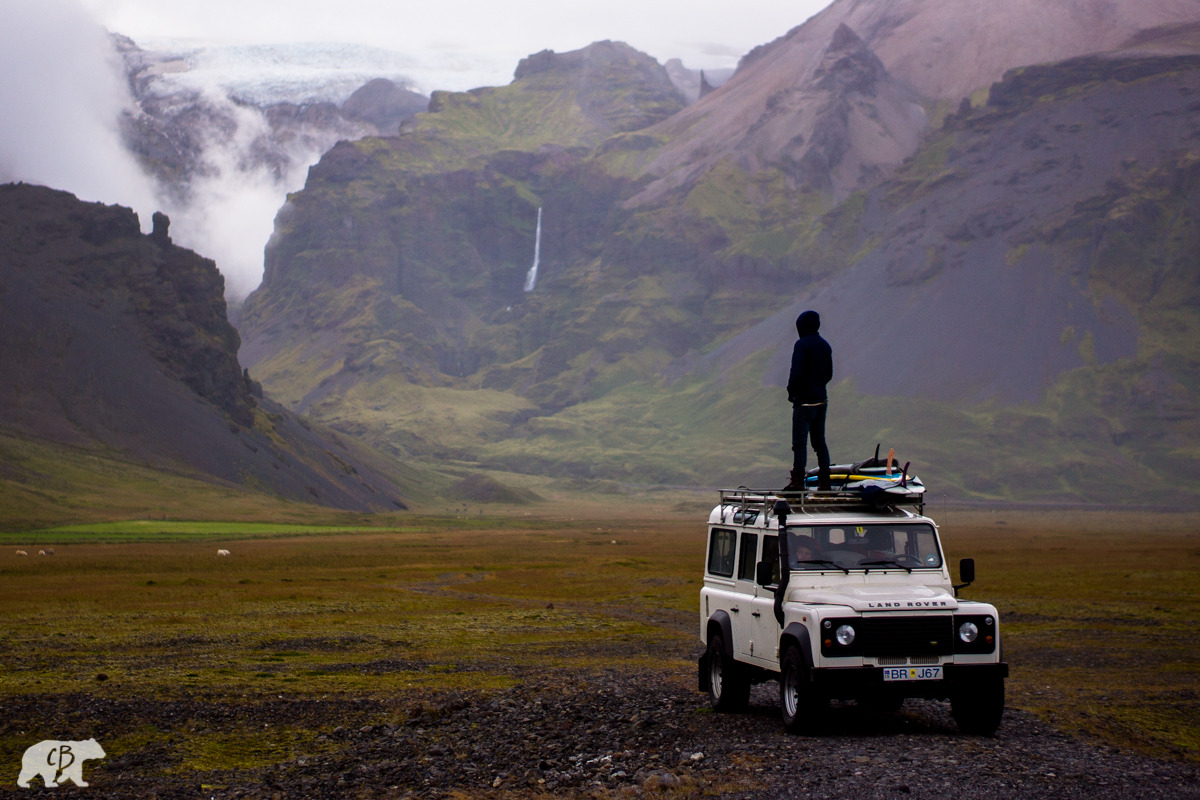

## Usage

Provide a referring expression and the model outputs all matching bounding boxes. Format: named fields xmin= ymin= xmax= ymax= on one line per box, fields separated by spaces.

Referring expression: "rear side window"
xmin=737 ymin=531 xmax=759 ymax=581
xmin=707 ymin=528 xmax=736 ymax=577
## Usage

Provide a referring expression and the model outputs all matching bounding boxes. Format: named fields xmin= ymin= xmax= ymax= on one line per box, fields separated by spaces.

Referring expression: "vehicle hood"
xmin=794 ymin=584 xmax=959 ymax=612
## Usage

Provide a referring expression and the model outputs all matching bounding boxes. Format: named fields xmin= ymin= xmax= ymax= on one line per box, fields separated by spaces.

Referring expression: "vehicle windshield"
xmin=785 ymin=523 xmax=942 ymax=571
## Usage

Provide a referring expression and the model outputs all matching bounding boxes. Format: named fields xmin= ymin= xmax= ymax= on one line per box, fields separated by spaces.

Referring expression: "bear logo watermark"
xmin=17 ymin=739 xmax=105 ymax=789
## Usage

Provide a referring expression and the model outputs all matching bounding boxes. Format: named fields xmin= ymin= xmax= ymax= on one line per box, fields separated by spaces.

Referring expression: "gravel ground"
xmin=2 ymin=672 xmax=1197 ymax=800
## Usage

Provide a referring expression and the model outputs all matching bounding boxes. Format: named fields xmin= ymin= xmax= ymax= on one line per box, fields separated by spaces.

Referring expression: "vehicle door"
xmin=730 ymin=529 xmax=759 ymax=659
xmin=704 ymin=526 xmax=742 ymax=648
xmin=750 ymin=533 xmax=782 ymax=667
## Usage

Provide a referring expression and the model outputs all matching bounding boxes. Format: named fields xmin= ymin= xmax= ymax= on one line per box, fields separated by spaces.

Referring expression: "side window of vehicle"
xmin=707 ymin=528 xmax=737 ymax=577
xmin=906 ymin=527 xmax=943 ymax=567
xmin=737 ymin=531 xmax=758 ymax=582
xmin=762 ymin=535 xmax=780 ymax=585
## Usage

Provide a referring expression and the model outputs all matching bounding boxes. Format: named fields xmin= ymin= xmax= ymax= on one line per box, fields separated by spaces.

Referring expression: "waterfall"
xmin=523 ymin=206 xmax=542 ymax=292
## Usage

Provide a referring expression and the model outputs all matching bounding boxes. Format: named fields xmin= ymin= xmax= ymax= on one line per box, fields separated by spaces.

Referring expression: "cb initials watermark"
xmin=17 ymin=739 xmax=105 ymax=789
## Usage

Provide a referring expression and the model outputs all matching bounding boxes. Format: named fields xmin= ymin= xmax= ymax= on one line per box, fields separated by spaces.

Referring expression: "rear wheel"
xmin=780 ymin=646 xmax=827 ymax=734
xmin=706 ymin=632 xmax=750 ymax=712
xmin=951 ymin=677 xmax=1005 ymax=735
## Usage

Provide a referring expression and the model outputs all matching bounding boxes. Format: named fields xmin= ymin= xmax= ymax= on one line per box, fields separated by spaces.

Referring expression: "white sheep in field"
xmin=15 ymin=550 xmax=28 ymax=556
xmin=38 ymin=550 xmax=46 ymax=556
xmin=217 ymin=549 xmax=231 ymax=556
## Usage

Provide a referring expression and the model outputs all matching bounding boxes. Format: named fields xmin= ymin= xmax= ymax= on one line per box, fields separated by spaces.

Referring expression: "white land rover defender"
xmin=698 ymin=488 xmax=1007 ymax=735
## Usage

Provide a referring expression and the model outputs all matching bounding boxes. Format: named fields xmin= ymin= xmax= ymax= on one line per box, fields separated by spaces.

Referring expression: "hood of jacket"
xmin=796 ymin=310 xmax=820 ymax=337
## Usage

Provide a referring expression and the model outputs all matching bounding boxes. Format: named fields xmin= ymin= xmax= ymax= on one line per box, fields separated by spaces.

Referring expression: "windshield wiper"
xmin=859 ymin=559 xmax=912 ymax=574
xmin=796 ymin=559 xmax=850 ymax=574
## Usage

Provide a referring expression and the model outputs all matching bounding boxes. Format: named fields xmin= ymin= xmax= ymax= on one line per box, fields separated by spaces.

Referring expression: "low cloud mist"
xmin=0 ymin=0 xmax=339 ymax=302
xmin=154 ymin=87 xmax=333 ymax=300
xmin=0 ymin=0 xmax=158 ymax=221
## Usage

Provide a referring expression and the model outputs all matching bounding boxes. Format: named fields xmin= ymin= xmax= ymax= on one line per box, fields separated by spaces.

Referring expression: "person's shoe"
xmin=783 ymin=470 xmax=804 ymax=491
xmin=817 ymin=469 xmax=832 ymax=492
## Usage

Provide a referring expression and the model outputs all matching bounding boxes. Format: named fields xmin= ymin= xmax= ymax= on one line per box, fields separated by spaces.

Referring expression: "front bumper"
xmin=810 ymin=662 xmax=1008 ymax=699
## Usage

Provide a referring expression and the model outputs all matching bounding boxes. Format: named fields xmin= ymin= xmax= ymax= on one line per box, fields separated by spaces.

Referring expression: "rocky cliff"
xmin=237 ymin=41 xmax=687 ymax=411
xmin=0 ymin=184 xmax=414 ymax=515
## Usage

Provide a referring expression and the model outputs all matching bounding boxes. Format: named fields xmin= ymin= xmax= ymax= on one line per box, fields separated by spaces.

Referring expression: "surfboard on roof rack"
xmin=719 ymin=445 xmax=926 ymax=511
xmin=802 ymin=445 xmax=926 ymax=508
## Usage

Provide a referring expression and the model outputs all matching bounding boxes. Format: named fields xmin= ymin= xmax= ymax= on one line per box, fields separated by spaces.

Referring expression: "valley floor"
xmin=0 ymin=511 xmax=1196 ymax=797
xmin=1 ymin=677 xmax=1198 ymax=800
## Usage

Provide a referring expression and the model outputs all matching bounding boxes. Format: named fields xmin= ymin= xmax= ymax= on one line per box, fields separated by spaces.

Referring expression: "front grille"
xmin=874 ymin=655 xmax=942 ymax=666
xmin=909 ymin=655 xmax=942 ymax=665
xmin=861 ymin=616 xmax=953 ymax=657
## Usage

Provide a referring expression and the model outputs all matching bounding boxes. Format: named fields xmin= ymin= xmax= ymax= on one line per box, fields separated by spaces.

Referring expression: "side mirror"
xmin=953 ymin=557 xmax=975 ymax=596
xmin=756 ymin=560 xmax=774 ymax=586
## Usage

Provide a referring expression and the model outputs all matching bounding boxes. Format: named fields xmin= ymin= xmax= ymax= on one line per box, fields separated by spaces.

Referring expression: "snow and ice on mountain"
xmin=135 ymin=40 xmax=417 ymax=104
xmin=133 ymin=38 xmax=511 ymax=101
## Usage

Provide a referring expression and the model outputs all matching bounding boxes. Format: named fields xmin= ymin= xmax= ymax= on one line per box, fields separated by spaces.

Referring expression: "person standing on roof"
xmin=785 ymin=310 xmax=833 ymax=491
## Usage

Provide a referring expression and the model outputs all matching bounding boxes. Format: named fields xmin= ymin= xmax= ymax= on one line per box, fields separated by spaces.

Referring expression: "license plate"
xmin=883 ymin=666 xmax=942 ymax=682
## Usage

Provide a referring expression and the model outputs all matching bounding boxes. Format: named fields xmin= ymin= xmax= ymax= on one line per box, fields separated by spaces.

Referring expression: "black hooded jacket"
xmin=786 ymin=310 xmax=833 ymax=404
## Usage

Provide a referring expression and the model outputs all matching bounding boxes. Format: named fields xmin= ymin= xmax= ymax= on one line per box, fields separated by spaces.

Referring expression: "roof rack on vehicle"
xmin=717 ymin=487 xmax=924 ymax=516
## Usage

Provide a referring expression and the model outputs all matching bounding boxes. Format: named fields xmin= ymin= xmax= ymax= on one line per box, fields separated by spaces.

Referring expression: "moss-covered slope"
xmin=237 ymin=39 xmax=1200 ymax=505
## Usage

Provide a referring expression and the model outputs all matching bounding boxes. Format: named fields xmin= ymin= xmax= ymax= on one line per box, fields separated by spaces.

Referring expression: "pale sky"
xmin=79 ymin=0 xmax=836 ymax=85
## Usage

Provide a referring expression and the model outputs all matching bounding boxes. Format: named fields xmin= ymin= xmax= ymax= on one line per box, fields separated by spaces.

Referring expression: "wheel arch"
xmin=781 ymin=622 xmax=814 ymax=671
xmin=707 ymin=611 xmax=735 ymax=657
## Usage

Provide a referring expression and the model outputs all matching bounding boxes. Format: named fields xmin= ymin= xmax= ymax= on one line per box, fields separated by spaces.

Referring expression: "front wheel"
xmin=780 ymin=646 xmax=827 ymax=734
xmin=951 ymin=677 xmax=1005 ymax=735
xmin=707 ymin=633 xmax=750 ymax=712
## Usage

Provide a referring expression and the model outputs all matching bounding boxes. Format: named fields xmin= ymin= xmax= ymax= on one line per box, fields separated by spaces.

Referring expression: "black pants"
xmin=792 ymin=402 xmax=831 ymax=474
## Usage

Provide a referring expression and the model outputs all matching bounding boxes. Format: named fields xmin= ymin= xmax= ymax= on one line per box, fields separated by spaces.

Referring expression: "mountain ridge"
xmin=617 ymin=23 xmax=928 ymax=208
xmin=779 ymin=0 xmax=1200 ymax=100
xmin=234 ymin=5 xmax=1200 ymax=505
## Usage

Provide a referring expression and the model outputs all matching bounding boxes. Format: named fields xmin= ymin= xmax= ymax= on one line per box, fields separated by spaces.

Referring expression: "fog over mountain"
xmin=116 ymin=35 xmax=430 ymax=299
xmin=0 ymin=0 xmax=157 ymax=223
xmin=1 ymin=0 xmax=430 ymax=300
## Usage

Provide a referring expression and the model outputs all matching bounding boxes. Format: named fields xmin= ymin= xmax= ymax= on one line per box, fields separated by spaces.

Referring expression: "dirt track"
xmin=2 ymin=672 xmax=1197 ymax=800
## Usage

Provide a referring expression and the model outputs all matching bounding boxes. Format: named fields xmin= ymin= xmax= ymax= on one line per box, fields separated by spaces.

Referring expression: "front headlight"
xmin=836 ymin=624 xmax=856 ymax=646
xmin=958 ymin=621 xmax=979 ymax=643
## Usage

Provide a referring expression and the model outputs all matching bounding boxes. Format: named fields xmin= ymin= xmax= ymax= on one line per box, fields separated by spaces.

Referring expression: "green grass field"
xmin=0 ymin=509 xmax=1196 ymax=775
xmin=940 ymin=509 xmax=1200 ymax=759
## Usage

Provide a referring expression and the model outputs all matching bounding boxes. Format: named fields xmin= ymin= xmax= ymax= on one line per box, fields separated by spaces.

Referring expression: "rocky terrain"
xmin=3 ymin=674 xmax=1197 ymax=799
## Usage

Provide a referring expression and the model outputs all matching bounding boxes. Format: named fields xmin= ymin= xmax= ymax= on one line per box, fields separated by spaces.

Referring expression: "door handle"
xmin=730 ymin=606 xmax=739 ymax=613
xmin=752 ymin=611 xmax=761 ymax=617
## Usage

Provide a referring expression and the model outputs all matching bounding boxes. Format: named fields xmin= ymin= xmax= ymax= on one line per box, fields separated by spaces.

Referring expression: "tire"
xmin=780 ymin=646 xmax=827 ymax=734
xmin=706 ymin=632 xmax=750 ymax=712
xmin=951 ymin=677 xmax=1005 ymax=735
